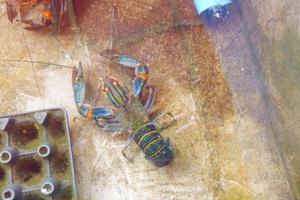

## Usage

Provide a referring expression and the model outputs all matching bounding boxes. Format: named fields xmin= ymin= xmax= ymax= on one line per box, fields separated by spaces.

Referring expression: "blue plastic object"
xmin=193 ymin=0 xmax=232 ymax=25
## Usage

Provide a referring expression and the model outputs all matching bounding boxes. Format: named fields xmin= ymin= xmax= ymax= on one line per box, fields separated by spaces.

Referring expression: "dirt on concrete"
xmin=0 ymin=0 xmax=298 ymax=199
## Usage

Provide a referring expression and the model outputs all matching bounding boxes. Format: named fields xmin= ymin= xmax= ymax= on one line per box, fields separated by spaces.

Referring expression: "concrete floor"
xmin=0 ymin=0 xmax=299 ymax=199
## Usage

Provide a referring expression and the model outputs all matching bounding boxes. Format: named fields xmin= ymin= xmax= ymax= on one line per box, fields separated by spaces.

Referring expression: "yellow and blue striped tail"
xmin=133 ymin=123 xmax=173 ymax=167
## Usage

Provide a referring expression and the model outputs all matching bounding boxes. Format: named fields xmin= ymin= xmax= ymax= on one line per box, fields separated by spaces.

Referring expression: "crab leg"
xmin=72 ymin=63 xmax=114 ymax=120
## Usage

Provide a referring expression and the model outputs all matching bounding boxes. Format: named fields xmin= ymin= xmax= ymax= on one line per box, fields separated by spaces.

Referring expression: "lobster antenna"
xmin=0 ymin=59 xmax=74 ymax=69
xmin=104 ymin=5 xmax=116 ymax=76
xmin=91 ymin=5 xmax=117 ymax=106
xmin=90 ymin=7 xmax=117 ymax=188
xmin=16 ymin=10 xmax=43 ymax=99
xmin=109 ymin=6 xmax=116 ymax=60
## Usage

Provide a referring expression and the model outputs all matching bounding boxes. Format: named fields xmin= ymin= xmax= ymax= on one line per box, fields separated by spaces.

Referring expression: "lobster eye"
xmin=113 ymin=81 xmax=119 ymax=86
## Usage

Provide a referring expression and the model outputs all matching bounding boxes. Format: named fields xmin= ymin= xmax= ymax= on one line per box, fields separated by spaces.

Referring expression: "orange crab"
xmin=6 ymin=0 xmax=67 ymax=32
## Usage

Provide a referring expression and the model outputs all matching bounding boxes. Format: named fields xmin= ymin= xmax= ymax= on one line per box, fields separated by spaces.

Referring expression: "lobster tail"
xmin=133 ymin=123 xmax=173 ymax=167
xmin=148 ymin=138 xmax=173 ymax=168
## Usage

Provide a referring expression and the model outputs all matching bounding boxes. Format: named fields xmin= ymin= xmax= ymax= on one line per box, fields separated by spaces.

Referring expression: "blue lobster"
xmin=72 ymin=51 xmax=175 ymax=167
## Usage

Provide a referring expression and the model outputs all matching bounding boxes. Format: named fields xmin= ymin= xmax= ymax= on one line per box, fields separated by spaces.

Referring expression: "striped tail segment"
xmin=133 ymin=123 xmax=173 ymax=167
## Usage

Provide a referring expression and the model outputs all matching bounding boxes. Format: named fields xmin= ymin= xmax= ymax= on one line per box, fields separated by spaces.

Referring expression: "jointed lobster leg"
xmin=95 ymin=117 xmax=126 ymax=132
xmin=152 ymin=112 xmax=177 ymax=131
xmin=122 ymin=135 xmax=135 ymax=161
xmin=72 ymin=63 xmax=119 ymax=126
xmin=143 ymin=84 xmax=155 ymax=113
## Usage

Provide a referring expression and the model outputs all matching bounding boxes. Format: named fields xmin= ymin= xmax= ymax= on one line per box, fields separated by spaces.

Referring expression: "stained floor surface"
xmin=0 ymin=0 xmax=299 ymax=199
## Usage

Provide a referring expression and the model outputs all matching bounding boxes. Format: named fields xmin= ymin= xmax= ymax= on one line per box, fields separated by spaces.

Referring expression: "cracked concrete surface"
xmin=0 ymin=0 xmax=299 ymax=199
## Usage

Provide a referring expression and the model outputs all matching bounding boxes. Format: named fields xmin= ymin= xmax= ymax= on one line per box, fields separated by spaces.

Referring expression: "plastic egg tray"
xmin=0 ymin=108 xmax=77 ymax=200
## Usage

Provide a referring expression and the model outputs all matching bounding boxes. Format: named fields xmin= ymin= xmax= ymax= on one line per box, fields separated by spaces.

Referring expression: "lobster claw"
xmin=101 ymin=52 xmax=150 ymax=98
xmin=133 ymin=77 xmax=146 ymax=97
xmin=72 ymin=63 xmax=114 ymax=119
xmin=133 ymin=64 xmax=149 ymax=97
xmin=116 ymin=54 xmax=141 ymax=68
xmin=72 ymin=62 xmax=85 ymax=107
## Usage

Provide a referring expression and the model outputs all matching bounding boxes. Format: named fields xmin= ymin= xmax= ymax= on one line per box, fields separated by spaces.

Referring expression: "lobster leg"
xmin=72 ymin=63 xmax=115 ymax=120
xmin=122 ymin=135 xmax=135 ymax=161
xmin=95 ymin=117 xmax=126 ymax=132
xmin=144 ymin=84 xmax=156 ymax=113
xmin=152 ymin=112 xmax=176 ymax=131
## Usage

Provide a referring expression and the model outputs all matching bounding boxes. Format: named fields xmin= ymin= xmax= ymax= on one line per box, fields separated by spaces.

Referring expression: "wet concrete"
xmin=0 ymin=0 xmax=298 ymax=199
